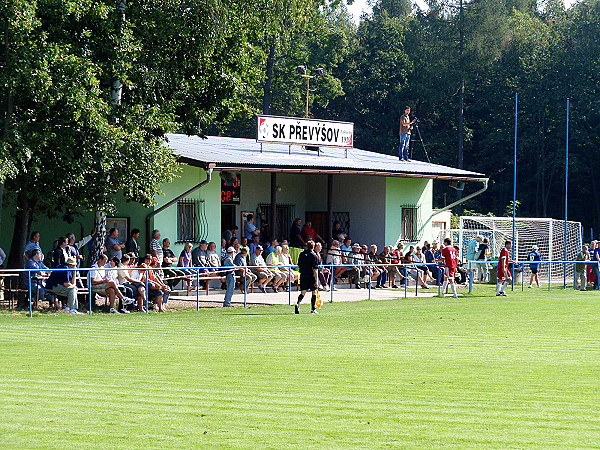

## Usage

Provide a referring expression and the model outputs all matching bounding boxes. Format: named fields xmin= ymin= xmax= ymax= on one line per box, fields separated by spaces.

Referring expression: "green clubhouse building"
xmin=0 ymin=134 xmax=486 ymax=260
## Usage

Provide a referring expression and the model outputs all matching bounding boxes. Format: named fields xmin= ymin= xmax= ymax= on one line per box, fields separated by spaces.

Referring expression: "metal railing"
xmin=467 ymin=260 xmax=600 ymax=293
xmin=0 ymin=261 xmax=449 ymax=316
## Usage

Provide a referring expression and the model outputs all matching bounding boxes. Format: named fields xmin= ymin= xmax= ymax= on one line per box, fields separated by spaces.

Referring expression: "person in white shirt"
xmin=90 ymin=254 xmax=134 ymax=314
xmin=250 ymin=246 xmax=273 ymax=293
xmin=326 ymin=240 xmax=346 ymax=283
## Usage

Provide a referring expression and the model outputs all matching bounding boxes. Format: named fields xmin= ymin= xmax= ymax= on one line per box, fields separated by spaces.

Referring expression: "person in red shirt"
xmin=497 ymin=240 xmax=514 ymax=296
xmin=437 ymin=237 xmax=459 ymax=298
xmin=301 ymin=220 xmax=325 ymax=244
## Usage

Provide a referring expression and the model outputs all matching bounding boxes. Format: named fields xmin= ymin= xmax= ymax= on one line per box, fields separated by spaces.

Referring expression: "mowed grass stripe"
xmin=1 ymin=286 xmax=600 ymax=447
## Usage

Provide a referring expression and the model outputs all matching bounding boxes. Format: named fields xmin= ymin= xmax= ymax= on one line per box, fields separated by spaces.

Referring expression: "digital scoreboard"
xmin=221 ymin=173 xmax=241 ymax=204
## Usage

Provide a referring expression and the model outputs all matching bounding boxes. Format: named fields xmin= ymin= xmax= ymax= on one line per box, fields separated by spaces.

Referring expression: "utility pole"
xmin=457 ymin=0 xmax=465 ymax=171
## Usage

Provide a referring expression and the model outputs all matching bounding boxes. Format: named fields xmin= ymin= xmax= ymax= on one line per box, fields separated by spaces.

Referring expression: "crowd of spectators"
xmin=6 ymin=215 xmax=600 ymax=313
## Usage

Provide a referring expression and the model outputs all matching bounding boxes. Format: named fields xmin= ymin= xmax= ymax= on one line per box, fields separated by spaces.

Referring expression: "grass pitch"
xmin=1 ymin=285 xmax=600 ymax=448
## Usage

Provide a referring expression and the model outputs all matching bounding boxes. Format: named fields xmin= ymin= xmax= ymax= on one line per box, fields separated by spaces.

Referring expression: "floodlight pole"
xmin=564 ymin=98 xmax=570 ymax=289
xmin=512 ymin=92 xmax=518 ymax=290
xmin=301 ymin=74 xmax=314 ymax=118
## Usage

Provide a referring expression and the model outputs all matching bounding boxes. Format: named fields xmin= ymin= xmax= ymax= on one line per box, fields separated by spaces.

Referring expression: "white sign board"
xmin=257 ymin=115 xmax=353 ymax=148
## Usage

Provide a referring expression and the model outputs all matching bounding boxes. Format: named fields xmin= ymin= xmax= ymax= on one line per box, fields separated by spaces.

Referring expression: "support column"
xmin=270 ymin=173 xmax=278 ymax=240
xmin=327 ymin=174 xmax=333 ymax=246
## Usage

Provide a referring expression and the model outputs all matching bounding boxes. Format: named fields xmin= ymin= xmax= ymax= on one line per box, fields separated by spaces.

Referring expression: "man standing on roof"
xmin=398 ymin=106 xmax=417 ymax=162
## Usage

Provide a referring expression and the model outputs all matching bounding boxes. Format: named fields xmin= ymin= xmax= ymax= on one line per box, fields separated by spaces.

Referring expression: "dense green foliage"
xmin=223 ymin=0 xmax=599 ymax=230
xmin=1 ymin=0 xmax=598 ymax=260
xmin=1 ymin=286 xmax=600 ymax=447
xmin=329 ymin=0 xmax=599 ymax=227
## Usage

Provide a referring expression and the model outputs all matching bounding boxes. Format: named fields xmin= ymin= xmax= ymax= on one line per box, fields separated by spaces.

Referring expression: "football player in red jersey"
xmin=497 ymin=240 xmax=514 ymax=296
xmin=437 ymin=237 xmax=459 ymax=298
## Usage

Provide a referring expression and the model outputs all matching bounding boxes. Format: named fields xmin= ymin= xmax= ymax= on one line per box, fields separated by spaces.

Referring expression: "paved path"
xmin=168 ymin=283 xmax=459 ymax=307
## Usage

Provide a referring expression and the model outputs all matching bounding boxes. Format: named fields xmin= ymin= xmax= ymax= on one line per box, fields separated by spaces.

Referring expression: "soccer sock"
xmin=311 ymin=294 xmax=317 ymax=311
xmin=496 ymin=282 xmax=501 ymax=294
xmin=501 ymin=281 xmax=508 ymax=293
xmin=451 ymin=283 xmax=457 ymax=296
xmin=442 ymin=280 xmax=448 ymax=294
xmin=297 ymin=294 xmax=303 ymax=305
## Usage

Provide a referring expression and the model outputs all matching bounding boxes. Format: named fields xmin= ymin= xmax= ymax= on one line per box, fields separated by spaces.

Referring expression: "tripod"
xmin=410 ymin=122 xmax=431 ymax=163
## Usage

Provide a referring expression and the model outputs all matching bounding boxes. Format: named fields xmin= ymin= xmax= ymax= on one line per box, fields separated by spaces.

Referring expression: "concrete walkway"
xmin=168 ymin=282 xmax=459 ymax=307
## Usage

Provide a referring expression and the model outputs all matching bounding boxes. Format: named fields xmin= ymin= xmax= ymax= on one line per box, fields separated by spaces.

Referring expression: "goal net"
xmin=436 ymin=217 xmax=583 ymax=280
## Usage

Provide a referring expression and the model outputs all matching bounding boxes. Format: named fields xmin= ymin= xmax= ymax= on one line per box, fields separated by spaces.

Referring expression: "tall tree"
xmin=1 ymin=0 xmax=274 ymax=267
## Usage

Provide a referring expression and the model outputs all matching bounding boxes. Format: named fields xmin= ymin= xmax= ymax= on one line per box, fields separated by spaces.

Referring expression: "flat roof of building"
xmin=166 ymin=134 xmax=486 ymax=181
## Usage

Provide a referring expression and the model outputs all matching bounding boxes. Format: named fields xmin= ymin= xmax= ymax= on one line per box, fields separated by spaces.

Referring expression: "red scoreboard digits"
xmin=221 ymin=174 xmax=241 ymax=204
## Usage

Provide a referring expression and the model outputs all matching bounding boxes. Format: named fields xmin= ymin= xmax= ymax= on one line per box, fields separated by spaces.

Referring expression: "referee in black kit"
xmin=296 ymin=240 xmax=320 ymax=314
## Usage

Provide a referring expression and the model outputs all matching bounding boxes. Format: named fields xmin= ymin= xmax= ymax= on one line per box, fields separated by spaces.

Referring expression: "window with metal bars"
xmin=176 ymin=199 xmax=207 ymax=243
xmin=256 ymin=204 xmax=296 ymax=241
xmin=400 ymin=205 xmax=420 ymax=242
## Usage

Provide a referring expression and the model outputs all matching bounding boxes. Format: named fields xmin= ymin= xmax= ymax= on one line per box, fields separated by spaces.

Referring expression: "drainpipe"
xmin=405 ymin=177 xmax=489 ymax=245
xmin=145 ymin=167 xmax=214 ymax=254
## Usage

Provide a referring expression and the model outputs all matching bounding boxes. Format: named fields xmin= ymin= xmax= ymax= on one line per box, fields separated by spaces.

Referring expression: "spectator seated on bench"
xmin=234 ymin=248 xmax=256 ymax=294
xmin=250 ymin=246 xmax=274 ymax=294
xmin=326 ymin=240 xmax=345 ymax=286
xmin=140 ymin=254 xmax=168 ymax=312
xmin=162 ymin=238 xmax=187 ymax=288
xmin=178 ymin=242 xmax=197 ymax=295
xmin=117 ymin=254 xmax=146 ymax=312
xmin=280 ymin=245 xmax=299 ymax=288
xmin=23 ymin=249 xmax=51 ymax=309
xmin=45 ymin=257 xmax=83 ymax=314
xmin=265 ymin=246 xmax=287 ymax=292
xmin=90 ymin=254 xmax=135 ymax=314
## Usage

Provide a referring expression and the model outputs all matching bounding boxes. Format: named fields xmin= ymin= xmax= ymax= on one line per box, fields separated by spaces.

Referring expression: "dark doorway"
xmin=221 ymin=205 xmax=236 ymax=237
xmin=305 ymin=211 xmax=327 ymax=241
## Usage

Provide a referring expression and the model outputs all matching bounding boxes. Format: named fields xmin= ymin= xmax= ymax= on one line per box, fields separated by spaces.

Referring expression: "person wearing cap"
xmin=234 ymin=247 xmax=257 ymax=293
xmin=527 ymin=244 xmax=542 ymax=288
xmin=222 ymin=247 xmax=238 ymax=307
xmin=250 ymin=245 xmax=273 ymax=293
xmin=347 ymin=243 xmax=366 ymax=289
xmin=466 ymin=235 xmax=483 ymax=281
xmin=46 ymin=256 xmax=82 ymax=314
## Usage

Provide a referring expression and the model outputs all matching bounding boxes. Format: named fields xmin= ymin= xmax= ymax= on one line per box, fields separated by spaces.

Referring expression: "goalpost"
xmin=437 ymin=216 xmax=582 ymax=280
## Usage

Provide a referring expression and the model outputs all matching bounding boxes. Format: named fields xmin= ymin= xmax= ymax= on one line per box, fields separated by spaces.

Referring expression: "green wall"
xmin=385 ymin=177 xmax=433 ymax=246
xmin=151 ymin=165 xmax=220 ymax=258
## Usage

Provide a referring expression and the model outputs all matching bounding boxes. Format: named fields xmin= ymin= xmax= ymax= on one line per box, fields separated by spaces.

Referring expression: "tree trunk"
xmin=7 ymin=190 xmax=32 ymax=269
xmin=88 ymin=212 xmax=106 ymax=266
